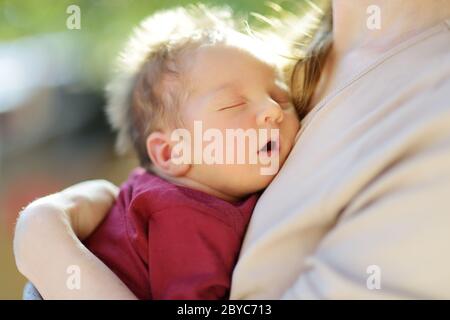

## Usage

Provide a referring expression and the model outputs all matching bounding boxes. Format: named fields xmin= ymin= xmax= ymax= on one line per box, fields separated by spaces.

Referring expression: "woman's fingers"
xmin=60 ymin=180 xmax=119 ymax=239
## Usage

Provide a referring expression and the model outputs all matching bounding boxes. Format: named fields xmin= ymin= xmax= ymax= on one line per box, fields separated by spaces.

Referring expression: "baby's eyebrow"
xmin=193 ymin=82 xmax=239 ymax=109
xmin=203 ymin=82 xmax=241 ymax=104
xmin=209 ymin=82 xmax=237 ymax=95
xmin=188 ymin=81 xmax=235 ymax=102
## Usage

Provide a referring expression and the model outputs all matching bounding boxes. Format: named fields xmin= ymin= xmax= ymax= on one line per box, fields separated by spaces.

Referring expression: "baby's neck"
xmin=153 ymin=170 xmax=244 ymax=203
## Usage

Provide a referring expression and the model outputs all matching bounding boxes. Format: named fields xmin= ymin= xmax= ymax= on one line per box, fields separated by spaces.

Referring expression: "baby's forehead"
xmin=202 ymin=43 xmax=274 ymax=62
xmin=187 ymin=43 xmax=278 ymax=79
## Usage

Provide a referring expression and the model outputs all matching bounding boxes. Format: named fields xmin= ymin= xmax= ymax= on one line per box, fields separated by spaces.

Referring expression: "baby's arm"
xmin=14 ymin=180 xmax=137 ymax=299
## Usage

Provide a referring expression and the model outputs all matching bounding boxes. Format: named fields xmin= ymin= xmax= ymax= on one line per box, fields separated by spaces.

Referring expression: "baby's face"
xmin=174 ymin=44 xmax=300 ymax=199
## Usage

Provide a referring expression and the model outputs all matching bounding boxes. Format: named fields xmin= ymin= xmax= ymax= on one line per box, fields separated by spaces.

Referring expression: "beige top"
xmin=230 ymin=19 xmax=450 ymax=299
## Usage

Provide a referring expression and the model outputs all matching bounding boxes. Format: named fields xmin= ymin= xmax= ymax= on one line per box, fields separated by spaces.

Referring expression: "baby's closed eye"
xmin=217 ymin=101 xmax=246 ymax=111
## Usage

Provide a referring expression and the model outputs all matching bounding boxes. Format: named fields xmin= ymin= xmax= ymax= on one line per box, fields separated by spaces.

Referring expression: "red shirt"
xmin=84 ymin=168 xmax=258 ymax=300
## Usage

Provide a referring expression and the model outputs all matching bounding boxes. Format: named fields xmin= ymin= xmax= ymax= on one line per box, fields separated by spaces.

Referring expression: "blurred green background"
xmin=0 ymin=0 xmax=288 ymax=87
xmin=0 ymin=0 xmax=308 ymax=299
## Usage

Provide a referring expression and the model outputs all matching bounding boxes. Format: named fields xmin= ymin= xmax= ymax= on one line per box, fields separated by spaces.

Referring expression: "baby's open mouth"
xmin=258 ymin=139 xmax=280 ymax=156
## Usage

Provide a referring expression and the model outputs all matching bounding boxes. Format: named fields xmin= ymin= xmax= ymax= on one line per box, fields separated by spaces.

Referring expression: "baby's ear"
xmin=146 ymin=131 xmax=190 ymax=177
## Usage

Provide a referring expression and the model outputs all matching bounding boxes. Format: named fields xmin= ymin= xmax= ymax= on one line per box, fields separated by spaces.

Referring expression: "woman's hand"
xmin=14 ymin=179 xmax=117 ymax=271
xmin=56 ymin=179 xmax=119 ymax=240
xmin=13 ymin=180 xmax=137 ymax=299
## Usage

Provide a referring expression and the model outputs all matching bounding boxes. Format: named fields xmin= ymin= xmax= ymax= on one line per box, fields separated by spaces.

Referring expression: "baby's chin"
xmin=199 ymin=156 xmax=288 ymax=199
xmin=235 ymin=165 xmax=282 ymax=195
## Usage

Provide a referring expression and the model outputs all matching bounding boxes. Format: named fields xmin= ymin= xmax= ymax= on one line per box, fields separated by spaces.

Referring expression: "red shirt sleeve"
xmin=147 ymin=205 xmax=242 ymax=300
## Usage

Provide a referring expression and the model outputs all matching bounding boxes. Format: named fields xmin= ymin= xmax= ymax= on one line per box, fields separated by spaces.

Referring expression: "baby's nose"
xmin=256 ymin=98 xmax=284 ymax=126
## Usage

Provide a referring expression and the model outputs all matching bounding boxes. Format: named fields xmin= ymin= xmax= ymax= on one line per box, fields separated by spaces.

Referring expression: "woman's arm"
xmin=14 ymin=180 xmax=137 ymax=299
